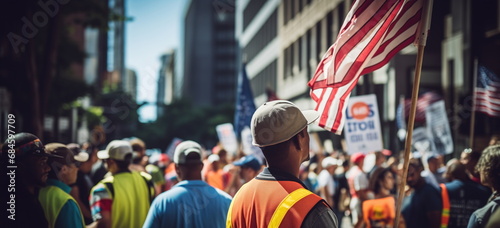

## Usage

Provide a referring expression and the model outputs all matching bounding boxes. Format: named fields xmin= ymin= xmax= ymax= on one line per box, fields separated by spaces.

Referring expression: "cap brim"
xmin=74 ymin=152 xmax=89 ymax=162
xmin=97 ymin=150 xmax=109 ymax=160
xmin=302 ymin=110 xmax=320 ymax=125
xmin=233 ymin=160 xmax=245 ymax=166
xmin=40 ymin=153 xmax=63 ymax=158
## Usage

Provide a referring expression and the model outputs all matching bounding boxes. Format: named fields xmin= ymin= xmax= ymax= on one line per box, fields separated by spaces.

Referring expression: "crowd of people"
xmin=1 ymin=99 xmax=500 ymax=228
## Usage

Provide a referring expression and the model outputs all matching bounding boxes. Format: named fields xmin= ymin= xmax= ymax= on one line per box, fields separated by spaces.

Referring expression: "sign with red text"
xmin=344 ymin=94 xmax=383 ymax=154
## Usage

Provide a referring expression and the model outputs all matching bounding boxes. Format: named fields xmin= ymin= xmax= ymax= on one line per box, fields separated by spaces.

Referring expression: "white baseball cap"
xmin=97 ymin=140 xmax=133 ymax=161
xmin=174 ymin=140 xmax=203 ymax=165
xmin=322 ymin=157 xmax=341 ymax=168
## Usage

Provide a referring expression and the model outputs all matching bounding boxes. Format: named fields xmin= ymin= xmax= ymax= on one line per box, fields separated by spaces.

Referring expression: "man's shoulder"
xmin=137 ymin=170 xmax=153 ymax=180
xmin=302 ymin=201 xmax=337 ymax=228
xmin=155 ymin=182 xmax=232 ymax=202
xmin=213 ymin=187 xmax=233 ymax=201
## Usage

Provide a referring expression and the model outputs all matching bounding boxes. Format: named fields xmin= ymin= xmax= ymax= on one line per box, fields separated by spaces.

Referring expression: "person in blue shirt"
xmin=467 ymin=145 xmax=500 ymax=228
xmin=39 ymin=143 xmax=89 ymax=228
xmin=402 ymin=158 xmax=442 ymax=228
xmin=142 ymin=140 xmax=232 ymax=228
xmin=441 ymin=161 xmax=490 ymax=228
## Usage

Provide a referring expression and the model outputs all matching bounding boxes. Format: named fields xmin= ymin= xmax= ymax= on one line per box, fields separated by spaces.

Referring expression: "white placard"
xmin=241 ymin=126 xmax=265 ymax=164
xmin=215 ymin=123 xmax=238 ymax=156
xmin=344 ymin=94 xmax=383 ymax=154
xmin=425 ymin=100 xmax=453 ymax=154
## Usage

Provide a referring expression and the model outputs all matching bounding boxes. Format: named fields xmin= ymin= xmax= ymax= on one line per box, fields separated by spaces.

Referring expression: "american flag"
xmin=308 ymin=0 xmax=424 ymax=134
xmin=475 ymin=65 xmax=500 ymax=117
xmin=401 ymin=91 xmax=442 ymax=124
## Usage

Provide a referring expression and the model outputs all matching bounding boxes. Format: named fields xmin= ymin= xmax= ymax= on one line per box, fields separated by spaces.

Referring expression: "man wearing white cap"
xmin=143 ymin=140 xmax=232 ymax=228
xmin=317 ymin=157 xmax=340 ymax=208
xmin=227 ymin=100 xmax=338 ymax=228
xmin=89 ymin=140 xmax=155 ymax=228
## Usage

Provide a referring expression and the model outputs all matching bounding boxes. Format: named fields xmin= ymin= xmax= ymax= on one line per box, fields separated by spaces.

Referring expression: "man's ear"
xmin=60 ymin=165 xmax=68 ymax=174
xmin=175 ymin=164 xmax=181 ymax=177
xmin=292 ymin=130 xmax=304 ymax=151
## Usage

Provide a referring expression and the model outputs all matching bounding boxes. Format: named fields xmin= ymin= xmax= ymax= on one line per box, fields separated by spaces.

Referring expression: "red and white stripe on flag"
xmin=308 ymin=0 xmax=424 ymax=134
xmin=474 ymin=69 xmax=500 ymax=117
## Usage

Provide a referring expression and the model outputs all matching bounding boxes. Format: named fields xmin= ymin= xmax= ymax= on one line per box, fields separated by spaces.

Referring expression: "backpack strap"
xmin=104 ymin=182 xmax=115 ymax=198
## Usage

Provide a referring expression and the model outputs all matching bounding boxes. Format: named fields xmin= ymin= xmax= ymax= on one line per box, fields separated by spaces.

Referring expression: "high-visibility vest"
xmin=97 ymin=171 xmax=154 ymax=228
xmin=39 ymin=185 xmax=85 ymax=228
xmin=227 ymin=179 xmax=322 ymax=228
xmin=440 ymin=183 xmax=450 ymax=228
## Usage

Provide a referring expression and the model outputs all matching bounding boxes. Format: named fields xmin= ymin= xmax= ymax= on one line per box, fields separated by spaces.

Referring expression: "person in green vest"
xmin=39 ymin=143 xmax=89 ymax=228
xmin=89 ymin=140 xmax=154 ymax=228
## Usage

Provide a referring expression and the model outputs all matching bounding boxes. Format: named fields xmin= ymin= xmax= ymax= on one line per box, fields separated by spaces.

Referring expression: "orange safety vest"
xmin=227 ymin=179 xmax=322 ymax=228
xmin=440 ymin=183 xmax=450 ymax=228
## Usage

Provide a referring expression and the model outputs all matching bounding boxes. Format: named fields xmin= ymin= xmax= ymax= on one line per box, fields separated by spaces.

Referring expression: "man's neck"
xmin=112 ymin=169 xmax=130 ymax=175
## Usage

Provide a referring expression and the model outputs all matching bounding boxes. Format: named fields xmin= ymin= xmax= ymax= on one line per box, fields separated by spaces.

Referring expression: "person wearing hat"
xmin=347 ymin=152 xmax=369 ymax=228
xmin=89 ymin=140 xmax=155 ymax=228
xmin=233 ymin=155 xmax=262 ymax=183
xmin=227 ymin=100 xmax=338 ymax=227
xmin=143 ymin=140 xmax=232 ymax=228
xmin=38 ymin=143 xmax=88 ymax=228
xmin=67 ymin=143 xmax=95 ymax=225
xmin=1 ymin=133 xmax=57 ymax=227
xmin=317 ymin=157 xmax=340 ymax=208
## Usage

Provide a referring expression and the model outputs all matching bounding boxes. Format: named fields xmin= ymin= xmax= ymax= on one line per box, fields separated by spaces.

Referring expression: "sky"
xmin=126 ymin=0 xmax=185 ymax=122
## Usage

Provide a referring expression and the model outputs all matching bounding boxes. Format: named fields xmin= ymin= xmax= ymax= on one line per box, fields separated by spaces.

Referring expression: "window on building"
xmin=243 ymin=0 xmax=267 ymax=31
xmin=316 ymin=22 xmax=323 ymax=62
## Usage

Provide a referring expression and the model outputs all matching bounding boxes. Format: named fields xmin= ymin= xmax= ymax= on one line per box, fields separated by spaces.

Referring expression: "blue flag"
xmin=234 ymin=64 xmax=256 ymax=138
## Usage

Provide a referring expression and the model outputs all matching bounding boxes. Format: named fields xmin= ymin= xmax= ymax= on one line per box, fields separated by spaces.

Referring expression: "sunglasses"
xmin=463 ymin=148 xmax=472 ymax=154
xmin=17 ymin=139 xmax=45 ymax=156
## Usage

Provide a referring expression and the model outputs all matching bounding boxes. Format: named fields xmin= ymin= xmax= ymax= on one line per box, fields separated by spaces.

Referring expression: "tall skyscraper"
xmin=182 ymin=0 xmax=237 ymax=106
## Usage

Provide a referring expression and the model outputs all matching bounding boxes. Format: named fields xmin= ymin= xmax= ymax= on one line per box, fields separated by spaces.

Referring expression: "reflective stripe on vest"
xmin=227 ymin=179 xmax=322 ymax=228
xmin=39 ymin=185 xmax=85 ymax=228
xmin=268 ymin=188 xmax=314 ymax=227
xmin=440 ymin=183 xmax=450 ymax=228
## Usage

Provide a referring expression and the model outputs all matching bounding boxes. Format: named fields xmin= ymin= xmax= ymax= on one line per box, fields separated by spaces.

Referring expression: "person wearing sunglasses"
xmin=1 ymin=132 xmax=60 ymax=228
xmin=38 ymin=143 xmax=89 ymax=228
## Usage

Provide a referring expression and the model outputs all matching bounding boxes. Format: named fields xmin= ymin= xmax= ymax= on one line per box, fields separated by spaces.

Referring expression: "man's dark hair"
xmin=408 ymin=158 xmax=423 ymax=170
xmin=113 ymin=154 xmax=133 ymax=171
xmin=447 ymin=162 xmax=468 ymax=181
xmin=261 ymin=134 xmax=300 ymax=162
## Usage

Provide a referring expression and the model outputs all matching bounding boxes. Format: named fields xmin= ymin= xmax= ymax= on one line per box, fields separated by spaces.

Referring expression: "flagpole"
xmin=469 ymin=58 xmax=478 ymax=148
xmin=394 ymin=0 xmax=433 ymax=227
